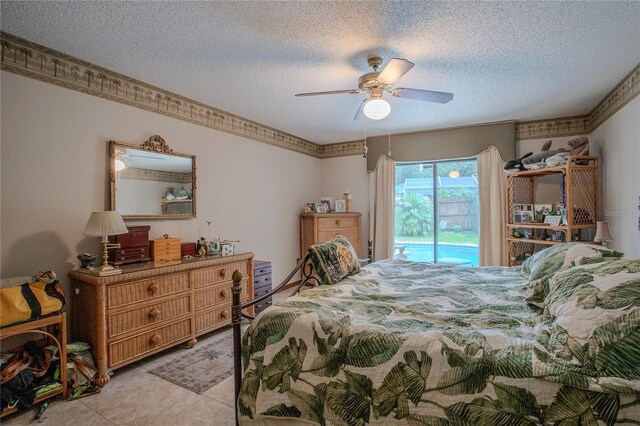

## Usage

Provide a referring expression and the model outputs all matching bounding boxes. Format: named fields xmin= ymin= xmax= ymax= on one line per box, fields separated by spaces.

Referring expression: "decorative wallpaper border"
xmin=119 ymin=168 xmax=192 ymax=184
xmin=0 ymin=32 xmax=322 ymax=158
xmin=516 ymin=63 xmax=640 ymax=141
xmin=1 ymin=32 xmax=638 ymax=156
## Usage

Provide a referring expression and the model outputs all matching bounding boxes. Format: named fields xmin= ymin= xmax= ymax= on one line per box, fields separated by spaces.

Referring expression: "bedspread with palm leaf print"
xmin=238 ymin=260 xmax=640 ymax=425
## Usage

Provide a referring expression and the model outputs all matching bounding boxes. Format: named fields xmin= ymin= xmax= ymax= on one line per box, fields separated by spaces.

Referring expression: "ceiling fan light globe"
xmin=115 ymin=159 xmax=126 ymax=171
xmin=363 ymin=98 xmax=390 ymax=120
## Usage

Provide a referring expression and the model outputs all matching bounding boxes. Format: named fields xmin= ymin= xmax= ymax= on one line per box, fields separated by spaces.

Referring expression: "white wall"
xmin=0 ymin=72 xmax=322 ymax=301
xmin=320 ymin=156 xmax=370 ymax=257
xmin=590 ymin=96 xmax=640 ymax=257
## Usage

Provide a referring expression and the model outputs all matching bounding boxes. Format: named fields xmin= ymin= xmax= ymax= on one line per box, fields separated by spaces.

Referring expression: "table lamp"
xmin=83 ymin=211 xmax=129 ymax=276
xmin=594 ymin=221 xmax=614 ymax=247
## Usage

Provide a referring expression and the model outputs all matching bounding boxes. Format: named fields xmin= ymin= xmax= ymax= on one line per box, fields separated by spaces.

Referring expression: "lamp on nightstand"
xmin=83 ymin=211 xmax=129 ymax=276
xmin=594 ymin=221 xmax=614 ymax=247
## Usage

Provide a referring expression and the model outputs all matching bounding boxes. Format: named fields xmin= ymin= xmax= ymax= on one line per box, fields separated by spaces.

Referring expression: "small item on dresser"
xmin=108 ymin=225 xmax=151 ymax=266
xmin=335 ymin=200 xmax=346 ymax=213
xmin=344 ymin=191 xmax=352 ymax=212
xmin=77 ymin=253 xmax=98 ymax=269
xmin=197 ymin=237 xmax=207 ymax=257
xmin=220 ymin=240 xmax=237 ymax=256
xmin=208 ymin=237 xmax=220 ymax=255
xmin=181 ymin=242 xmax=197 ymax=258
xmin=150 ymin=235 xmax=181 ymax=263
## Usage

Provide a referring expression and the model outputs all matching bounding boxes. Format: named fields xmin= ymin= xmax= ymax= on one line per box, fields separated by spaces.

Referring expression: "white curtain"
xmin=477 ymin=146 xmax=507 ymax=266
xmin=369 ymin=155 xmax=396 ymax=261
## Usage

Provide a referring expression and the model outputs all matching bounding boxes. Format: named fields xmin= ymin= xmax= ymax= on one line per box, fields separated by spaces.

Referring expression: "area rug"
xmin=149 ymin=326 xmax=239 ymax=394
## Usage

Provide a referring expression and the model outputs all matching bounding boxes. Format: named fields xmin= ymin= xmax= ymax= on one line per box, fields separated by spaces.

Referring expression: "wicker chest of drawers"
xmin=300 ymin=212 xmax=362 ymax=258
xmin=69 ymin=252 xmax=253 ymax=382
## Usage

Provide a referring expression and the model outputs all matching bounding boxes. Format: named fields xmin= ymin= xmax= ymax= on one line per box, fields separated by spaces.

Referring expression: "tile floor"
xmin=3 ymin=291 xmax=290 ymax=425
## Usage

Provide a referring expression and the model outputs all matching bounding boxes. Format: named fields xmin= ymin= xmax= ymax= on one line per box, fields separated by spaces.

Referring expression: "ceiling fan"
xmin=295 ymin=56 xmax=454 ymax=120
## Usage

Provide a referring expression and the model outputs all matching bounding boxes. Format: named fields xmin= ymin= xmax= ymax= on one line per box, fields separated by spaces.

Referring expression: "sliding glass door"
xmin=394 ymin=159 xmax=479 ymax=266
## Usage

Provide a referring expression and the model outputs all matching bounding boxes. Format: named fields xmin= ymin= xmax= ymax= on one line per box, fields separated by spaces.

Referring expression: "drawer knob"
xmin=219 ymin=269 xmax=227 ymax=278
xmin=335 ymin=219 xmax=341 ymax=226
xmin=148 ymin=307 xmax=160 ymax=319
xmin=220 ymin=290 xmax=227 ymax=300
xmin=220 ymin=311 xmax=227 ymax=320
xmin=149 ymin=333 xmax=161 ymax=346
xmin=148 ymin=282 xmax=159 ymax=295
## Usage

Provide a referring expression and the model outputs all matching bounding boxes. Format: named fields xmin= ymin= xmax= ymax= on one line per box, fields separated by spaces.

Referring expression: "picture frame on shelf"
xmin=544 ymin=215 xmax=562 ymax=226
xmin=512 ymin=204 xmax=533 ymax=223
xmin=534 ymin=204 xmax=553 ymax=223
xmin=320 ymin=197 xmax=335 ymax=211
xmin=315 ymin=203 xmax=327 ymax=214
xmin=335 ymin=199 xmax=346 ymax=213
xmin=304 ymin=202 xmax=316 ymax=213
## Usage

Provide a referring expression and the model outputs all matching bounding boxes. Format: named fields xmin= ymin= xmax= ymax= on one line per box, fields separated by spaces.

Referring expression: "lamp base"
xmin=87 ymin=264 xmax=123 ymax=276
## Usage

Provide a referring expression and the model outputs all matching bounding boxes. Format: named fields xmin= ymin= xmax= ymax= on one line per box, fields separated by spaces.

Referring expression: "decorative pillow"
xmin=521 ymin=242 xmax=623 ymax=281
xmin=533 ymin=258 xmax=640 ymax=392
xmin=308 ymin=235 xmax=360 ymax=285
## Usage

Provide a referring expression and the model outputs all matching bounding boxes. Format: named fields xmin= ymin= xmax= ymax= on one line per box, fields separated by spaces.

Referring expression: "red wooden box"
xmin=181 ymin=242 xmax=197 ymax=257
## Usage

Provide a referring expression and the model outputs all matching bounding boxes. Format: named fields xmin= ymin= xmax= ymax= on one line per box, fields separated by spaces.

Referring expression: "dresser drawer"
xmin=318 ymin=216 xmax=359 ymax=230
xmin=194 ymin=279 xmax=249 ymax=311
xmin=108 ymin=318 xmax=192 ymax=368
xmin=195 ymin=305 xmax=230 ymax=334
xmin=108 ymin=273 xmax=190 ymax=309
xmin=113 ymin=247 xmax=150 ymax=257
xmin=190 ymin=261 xmax=249 ymax=288
xmin=108 ymin=294 xmax=192 ymax=338
xmin=318 ymin=229 xmax=361 ymax=247
xmin=254 ymin=274 xmax=272 ymax=291
xmin=254 ymin=284 xmax=272 ymax=300
xmin=254 ymin=264 xmax=272 ymax=278
xmin=254 ymin=298 xmax=272 ymax=315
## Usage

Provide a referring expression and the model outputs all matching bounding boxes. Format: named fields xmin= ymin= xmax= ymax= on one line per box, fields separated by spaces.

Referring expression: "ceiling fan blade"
xmin=354 ymin=99 xmax=366 ymax=120
xmin=376 ymin=58 xmax=415 ymax=85
xmin=295 ymin=89 xmax=359 ymax=97
xmin=392 ymin=88 xmax=454 ymax=103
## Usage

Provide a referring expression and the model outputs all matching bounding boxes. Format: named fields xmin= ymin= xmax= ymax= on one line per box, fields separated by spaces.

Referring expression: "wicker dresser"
xmin=300 ymin=212 xmax=362 ymax=258
xmin=69 ymin=253 xmax=253 ymax=383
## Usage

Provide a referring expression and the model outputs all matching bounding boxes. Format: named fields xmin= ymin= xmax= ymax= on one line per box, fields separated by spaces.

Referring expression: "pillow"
xmin=308 ymin=235 xmax=360 ymax=285
xmin=533 ymin=258 xmax=640 ymax=391
xmin=521 ymin=242 xmax=623 ymax=281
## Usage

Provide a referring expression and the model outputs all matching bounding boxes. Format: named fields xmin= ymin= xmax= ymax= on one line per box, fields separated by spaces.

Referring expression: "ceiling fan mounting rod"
xmin=367 ymin=56 xmax=384 ymax=71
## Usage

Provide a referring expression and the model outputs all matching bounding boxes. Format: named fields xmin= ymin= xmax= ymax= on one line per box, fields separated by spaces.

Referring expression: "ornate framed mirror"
xmin=109 ymin=135 xmax=197 ymax=219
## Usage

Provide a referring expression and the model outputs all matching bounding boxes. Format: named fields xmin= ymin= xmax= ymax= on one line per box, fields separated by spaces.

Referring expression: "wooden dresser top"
xmin=69 ymin=252 xmax=254 ymax=285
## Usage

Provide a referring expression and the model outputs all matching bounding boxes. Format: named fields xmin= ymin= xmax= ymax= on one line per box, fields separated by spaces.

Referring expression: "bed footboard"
xmin=231 ymin=254 xmax=317 ymax=424
xmin=231 ymin=240 xmax=372 ymax=424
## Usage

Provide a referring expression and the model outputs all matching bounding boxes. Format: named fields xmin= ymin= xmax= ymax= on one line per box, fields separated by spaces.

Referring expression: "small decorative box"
xmin=220 ymin=241 xmax=235 ymax=257
xmin=181 ymin=242 xmax=197 ymax=257
xmin=150 ymin=235 xmax=182 ymax=263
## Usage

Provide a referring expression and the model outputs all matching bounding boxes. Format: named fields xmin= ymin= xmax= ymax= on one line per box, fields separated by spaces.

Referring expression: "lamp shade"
xmin=594 ymin=221 xmax=613 ymax=243
xmin=83 ymin=211 xmax=128 ymax=237
xmin=363 ymin=98 xmax=390 ymax=120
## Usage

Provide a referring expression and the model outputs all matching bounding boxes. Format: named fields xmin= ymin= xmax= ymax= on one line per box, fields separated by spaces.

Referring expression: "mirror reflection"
xmin=110 ymin=138 xmax=196 ymax=219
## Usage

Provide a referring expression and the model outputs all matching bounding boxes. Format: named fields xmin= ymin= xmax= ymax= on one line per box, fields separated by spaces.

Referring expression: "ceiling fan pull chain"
xmin=363 ymin=123 xmax=368 ymax=158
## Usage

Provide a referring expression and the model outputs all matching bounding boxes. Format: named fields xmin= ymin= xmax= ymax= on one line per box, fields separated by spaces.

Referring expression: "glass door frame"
xmin=395 ymin=156 xmax=477 ymax=264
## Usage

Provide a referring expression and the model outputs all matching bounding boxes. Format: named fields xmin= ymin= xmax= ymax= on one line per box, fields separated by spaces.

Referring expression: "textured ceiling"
xmin=1 ymin=1 xmax=639 ymax=144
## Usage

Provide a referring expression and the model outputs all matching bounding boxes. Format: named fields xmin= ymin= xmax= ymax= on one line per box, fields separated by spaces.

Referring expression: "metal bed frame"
xmin=231 ymin=240 xmax=372 ymax=425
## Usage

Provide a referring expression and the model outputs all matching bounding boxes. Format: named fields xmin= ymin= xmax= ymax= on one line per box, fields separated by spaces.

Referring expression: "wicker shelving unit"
xmin=505 ymin=156 xmax=598 ymax=266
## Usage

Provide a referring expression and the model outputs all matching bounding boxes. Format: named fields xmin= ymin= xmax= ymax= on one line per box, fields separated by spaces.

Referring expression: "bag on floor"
xmin=67 ymin=349 xmax=107 ymax=399
xmin=0 ymin=272 xmax=65 ymax=327
xmin=0 ymin=341 xmax=53 ymax=411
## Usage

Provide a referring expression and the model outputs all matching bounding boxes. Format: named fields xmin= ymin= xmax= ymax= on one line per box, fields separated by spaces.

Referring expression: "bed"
xmin=231 ymin=241 xmax=640 ymax=425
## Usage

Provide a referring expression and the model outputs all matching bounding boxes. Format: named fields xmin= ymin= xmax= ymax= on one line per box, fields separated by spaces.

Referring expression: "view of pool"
xmin=394 ymin=242 xmax=479 ymax=267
